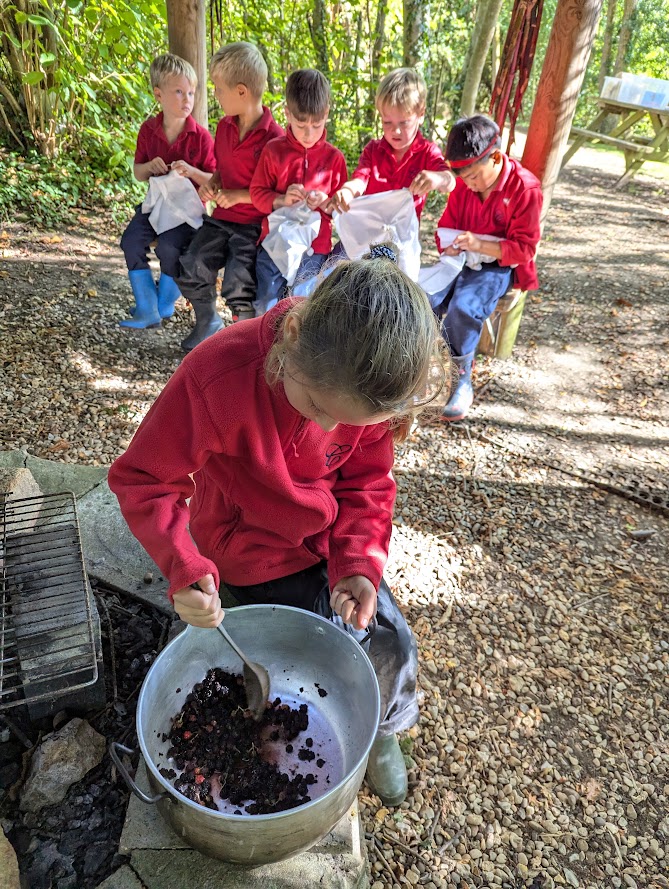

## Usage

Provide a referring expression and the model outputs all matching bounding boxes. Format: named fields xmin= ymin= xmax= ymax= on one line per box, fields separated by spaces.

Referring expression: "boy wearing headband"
xmin=434 ymin=114 xmax=542 ymax=421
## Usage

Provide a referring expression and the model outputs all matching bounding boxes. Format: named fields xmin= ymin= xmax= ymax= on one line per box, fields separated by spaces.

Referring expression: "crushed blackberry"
xmin=164 ymin=668 xmax=314 ymax=815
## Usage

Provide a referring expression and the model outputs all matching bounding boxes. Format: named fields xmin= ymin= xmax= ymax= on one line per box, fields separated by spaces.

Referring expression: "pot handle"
xmin=109 ymin=742 xmax=166 ymax=805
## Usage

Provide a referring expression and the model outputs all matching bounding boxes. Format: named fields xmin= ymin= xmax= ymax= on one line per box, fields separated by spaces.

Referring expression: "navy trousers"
xmin=224 ymin=562 xmax=419 ymax=738
xmin=120 ymin=207 xmax=196 ymax=279
xmin=431 ymin=262 xmax=513 ymax=357
xmin=177 ymin=216 xmax=260 ymax=310
xmin=255 ymin=247 xmax=328 ymax=315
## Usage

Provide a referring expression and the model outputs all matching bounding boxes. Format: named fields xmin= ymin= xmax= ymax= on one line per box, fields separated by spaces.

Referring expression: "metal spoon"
xmin=216 ymin=623 xmax=270 ymax=720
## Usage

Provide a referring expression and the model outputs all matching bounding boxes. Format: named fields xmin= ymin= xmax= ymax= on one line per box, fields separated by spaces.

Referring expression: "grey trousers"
xmin=224 ymin=561 xmax=419 ymax=737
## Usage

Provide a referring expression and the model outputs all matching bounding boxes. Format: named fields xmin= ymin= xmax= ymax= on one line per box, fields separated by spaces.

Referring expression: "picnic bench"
xmin=561 ymin=96 xmax=669 ymax=188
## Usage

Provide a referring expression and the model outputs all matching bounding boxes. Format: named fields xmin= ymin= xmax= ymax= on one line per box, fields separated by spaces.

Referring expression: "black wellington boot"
xmin=180 ymin=298 xmax=224 ymax=353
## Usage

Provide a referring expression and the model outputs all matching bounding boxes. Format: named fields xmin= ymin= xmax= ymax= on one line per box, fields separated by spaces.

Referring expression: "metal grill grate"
xmin=0 ymin=492 xmax=98 ymax=710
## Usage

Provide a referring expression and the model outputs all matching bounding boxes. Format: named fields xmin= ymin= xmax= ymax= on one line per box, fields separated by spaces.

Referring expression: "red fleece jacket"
xmin=250 ymin=128 xmax=348 ymax=255
xmin=108 ymin=302 xmax=396 ymax=599
xmin=437 ymin=155 xmax=543 ymax=290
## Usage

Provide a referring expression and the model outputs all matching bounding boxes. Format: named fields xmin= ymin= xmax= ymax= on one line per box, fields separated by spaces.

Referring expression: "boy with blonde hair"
xmin=250 ymin=69 xmax=348 ymax=314
xmin=176 ymin=42 xmax=283 ymax=351
xmin=331 ymin=68 xmax=454 ymax=219
xmin=119 ymin=53 xmax=215 ymax=329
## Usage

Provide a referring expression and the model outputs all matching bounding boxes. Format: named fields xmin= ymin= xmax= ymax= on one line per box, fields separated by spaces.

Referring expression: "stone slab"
xmin=0 ymin=448 xmax=108 ymax=499
xmin=76 ymin=480 xmax=171 ymax=614
xmin=120 ymin=761 xmax=367 ymax=889
xmin=96 ymin=865 xmax=146 ymax=889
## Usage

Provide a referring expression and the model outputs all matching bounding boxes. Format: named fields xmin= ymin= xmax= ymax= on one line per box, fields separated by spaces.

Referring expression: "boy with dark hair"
xmin=330 ymin=68 xmax=454 ymax=220
xmin=250 ymin=69 xmax=348 ymax=314
xmin=434 ymin=114 xmax=542 ymax=421
xmin=176 ymin=42 xmax=283 ymax=351
xmin=119 ymin=53 xmax=215 ymax=329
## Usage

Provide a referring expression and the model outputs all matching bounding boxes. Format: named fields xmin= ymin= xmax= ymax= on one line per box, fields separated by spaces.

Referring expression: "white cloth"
xmin=262 ymin=203 xmax=322 ymax=285
xmin=436 ymin=228 xmax=502 ymax=270
xmin=334 ymin=189 xmax=421 ymax=281
xmin=141 ymin=170 xmax=204 ymax=234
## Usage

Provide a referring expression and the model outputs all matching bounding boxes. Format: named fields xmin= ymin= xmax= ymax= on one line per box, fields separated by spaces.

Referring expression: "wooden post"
xmin=522 ymin=0 xmax=604 ymax=222
xmin=165 ymin=0 xmax=208 ymax=127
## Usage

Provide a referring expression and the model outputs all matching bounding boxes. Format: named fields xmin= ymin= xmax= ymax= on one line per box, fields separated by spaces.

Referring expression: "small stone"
xmin=143 ymin=571 xmax=153 ymax=584
xmin=466 ymin=813 xmax=483 ymax=826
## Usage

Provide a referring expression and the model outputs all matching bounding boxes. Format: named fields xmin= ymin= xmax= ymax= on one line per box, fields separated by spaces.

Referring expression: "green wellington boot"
xmin=365 ymin=733 xmax=408 ymax=807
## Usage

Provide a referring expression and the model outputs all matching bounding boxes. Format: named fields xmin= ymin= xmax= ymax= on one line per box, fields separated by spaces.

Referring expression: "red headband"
xmin=448 ymin=134 xmax=500 ymax=170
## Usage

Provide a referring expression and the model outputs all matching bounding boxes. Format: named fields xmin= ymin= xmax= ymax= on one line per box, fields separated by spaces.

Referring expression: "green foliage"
xmin=0 ymin=147 xmax=144 ymax=228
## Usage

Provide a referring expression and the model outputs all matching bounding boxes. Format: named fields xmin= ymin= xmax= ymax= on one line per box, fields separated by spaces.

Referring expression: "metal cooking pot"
xmin=112 ymin=604 xmax=380 ymax=864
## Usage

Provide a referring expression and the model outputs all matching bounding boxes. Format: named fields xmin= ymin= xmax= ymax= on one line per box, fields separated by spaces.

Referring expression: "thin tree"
xmin=612 ymin=0 xmax=639 ymax=73
xmin=598 ymin=0 xmax=618 ymax=91
xmin=460 ymin=0 xmax=506 ymax=117
xmin=403 ymin=0 xmax=425 ymax=69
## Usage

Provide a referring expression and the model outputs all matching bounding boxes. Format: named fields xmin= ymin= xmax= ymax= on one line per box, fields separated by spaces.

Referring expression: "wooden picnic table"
xmin=561 ymin=97 xmax=669 ymax=187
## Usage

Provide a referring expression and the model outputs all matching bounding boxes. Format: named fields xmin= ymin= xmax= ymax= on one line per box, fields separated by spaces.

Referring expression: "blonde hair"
xmin=266 ymin=247 xmax=448 ymax=441
xmin=376 ymin=68 xmax=427 ymax=115
xmin=150 ymin=53 xmax=197 ymax=90
xmin=209 ymin=42 xmax=267 ymax=98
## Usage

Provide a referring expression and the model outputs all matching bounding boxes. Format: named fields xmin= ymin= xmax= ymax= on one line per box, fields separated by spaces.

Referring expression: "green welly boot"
xmin=365 ymin=733 xmax=408 ymax=807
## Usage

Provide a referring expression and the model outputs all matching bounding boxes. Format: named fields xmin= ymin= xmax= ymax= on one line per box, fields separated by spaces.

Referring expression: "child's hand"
xmin=199 ymin=181 xmax=218 ymax=202
xmin=214 ymin=188 xmax=242 ymax=208
xmin=147 ymin=156 xmax=169 ymax=176
xmin=284 ymin=184 xmax=308 ymax=206
xmin=171 ymin=160 xmax=195 ymax=178
xmin=172 ymin=574 xmax=223 ymax=628
xmin=329 ymin=185 xmax=355 ymax=213
xmin=306 ymin=189 xmax=328 ymax=210
xmin=452 ymin=231 xmax=482 ymax=253
xmin=330 ymin=575 xmax=377 ymax=631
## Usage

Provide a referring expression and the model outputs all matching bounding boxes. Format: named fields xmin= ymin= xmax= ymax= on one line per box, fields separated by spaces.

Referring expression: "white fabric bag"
xmin=141 ymin=170 xmax=204 ymax=234
xmin=418 ymin=253 xmax=466 ymax=301
xmin=334 ymin=189 xmax=421 ymax=281
xmin=262 ymin=203 xmax=322 ymax=285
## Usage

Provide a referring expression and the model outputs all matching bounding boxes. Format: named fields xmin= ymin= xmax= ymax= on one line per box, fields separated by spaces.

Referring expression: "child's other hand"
xmin=214 ymin=188 xmax=242 ymax=208
xmin=199 ymin=181 xmax=217 ymax=202
xmin=171 ymin=160 xmax=195 ymax=178
xmin=172 ymin=574 xmax=223 ymax=628
xmin=306 ymin=189 xmax=328 ymax=210
xmin=452 ymin=231 xmax=481 ymax=253
xmin=330 ymin=575 xmax=377 ymax=631
xmin=147 ymin=156 xmax=169 ymax=176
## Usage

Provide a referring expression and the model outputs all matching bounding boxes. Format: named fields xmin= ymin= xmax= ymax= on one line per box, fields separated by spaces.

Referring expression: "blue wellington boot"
xmin=365 ymin=733 xmax=408 ymax=807
xmin=441 ymin=352 xmax=475 ymax=422
xmin=157 ymin=274 xmax=181 ymax=319
xmin=119 ymin=270 xmax=161 ymax=329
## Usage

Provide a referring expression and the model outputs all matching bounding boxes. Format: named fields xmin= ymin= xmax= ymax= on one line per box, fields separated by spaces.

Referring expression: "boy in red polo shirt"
xmin=250 ymin=69 xmax=348 ymax=315
xmin=434 ymin=115 xmax=542 ymax=421
xmin=176 ymin=43 xmax=283 ymax=351
xmin=119 ymin=54 xmax=215 ymax=330
xmin=330 ymin=68 xmax=454 ymax=221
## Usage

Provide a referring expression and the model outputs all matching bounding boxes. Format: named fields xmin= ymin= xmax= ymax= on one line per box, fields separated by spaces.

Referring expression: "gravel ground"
xmin=1 ymin=160 xmax=668 ymax=888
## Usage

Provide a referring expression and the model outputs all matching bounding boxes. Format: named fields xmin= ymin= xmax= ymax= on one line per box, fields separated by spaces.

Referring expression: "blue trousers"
xmin=255 ymin=247 xmax=328 ymax=315
xmin=431 ymin=262 xmax=513 ymax=357
xmin=120 ymin=206 xmax=196 ymax=279
xmin=224 ymin=561 xmax=418 ymax=737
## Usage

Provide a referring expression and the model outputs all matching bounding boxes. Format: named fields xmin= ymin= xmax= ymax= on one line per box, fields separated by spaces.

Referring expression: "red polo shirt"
xmin=212 ymin=107 xmax=284 ymax=226
xmin=134 ymin=113 xmax=215 ymax=191
xmin=250 ymin=128 xmax=348 ymax=254
xmin=353 ymin=132 xmax=447 ymax=219
xmin=436 ymin=155 xmax=543 ymax=290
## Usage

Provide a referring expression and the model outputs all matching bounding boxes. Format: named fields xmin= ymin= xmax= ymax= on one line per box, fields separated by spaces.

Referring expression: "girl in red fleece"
xmin=108 ymin=245 xmax=447 ymax=806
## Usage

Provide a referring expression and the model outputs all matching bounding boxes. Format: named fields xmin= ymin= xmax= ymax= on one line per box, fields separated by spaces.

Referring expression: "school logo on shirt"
xmin=493 ymin=209 xmax=506 ymax=226
xmin=325 ymin=443 xmax=352 ymax=468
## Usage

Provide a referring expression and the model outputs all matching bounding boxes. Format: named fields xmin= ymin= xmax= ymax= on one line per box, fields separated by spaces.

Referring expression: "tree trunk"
xmin=522 ymin=0 xmax=604 ymax=222
xmin=459 ymin=0 xmax=506 ymax=117
xmin=612 ymin=0 xmax=638 ymax=74
xmin=309 ymin=0 xmax=331 ymax=75
xmin=403 ymin=0 xmax=425 ymax=69
xmin=597 ymin=0 xmax=618 ymax=91
xmin=166 ymin=0 xmax=207 ymax=126
xmin=364 ymin=0 xmax=388 ymax=136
